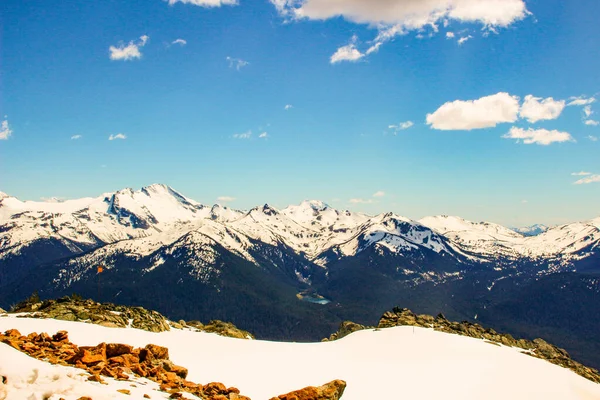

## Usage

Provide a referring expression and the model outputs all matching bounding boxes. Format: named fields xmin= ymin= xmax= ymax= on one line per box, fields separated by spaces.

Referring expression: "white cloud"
xmin=585 ymin=119 xmax=599 ymax=126
xmin=349 ymin=198 xmax=374 ymax=204
xmin=167 ymin=0 xmax=238 ymax=7
xmin=108 ymin=133 xmax=127 ymax=140
xmin=502 ymin=127 xmax=574 ymax=146
xmin=583 ymin=105 xmax=593 ymax=119
xmin=588 ymin=135 xmax=598 ymax=142
xmin=426 ymin=92 xmax=520 ymax=130
xmin=283 ymin=0 xmax=528 ymax=26
xmin=567 ymin=96 xmax=596 ymax=106
xmin=259 ymin=132 xmax=268 ymax=138
xmin=519 ymin=95 xmax=566 ymax=123
xmin=233 ymin=131 xmax=252 ymax=139
xmin=457 ymin=35 xmax=472 ymax=45
xmin=217 ymin=196 xmax=235 ymax=202
xmin=373 ymin=191 xmax=385 ymax=198
xmin=274 ymin=0 xmax=528 ymax=58
xmin=109 ymin=35 xmax=149 ymax=61
xmin=573 ymin=175 xmax=600 ymax=185
xmin=330 ymin=36 xmax=365 ymax=64
xmin=171 ymin=39 xmax=187 ymax=46
xmin=389 ymin=121 xmax=414 ymax=133
xmin=571 ymin=171 xmax=591 ymax=176
xmin=71 ymin=135 xmax=82 ymax=140
xmin=284 ymin=104 xmax=293 ymax=110
xmin=0 ymin=117 xmax=12 ymax=140
xmin=226 ymin=56 xmax=249 ymax=70
xmin=446 ymin=32 xmax=455 ymax=38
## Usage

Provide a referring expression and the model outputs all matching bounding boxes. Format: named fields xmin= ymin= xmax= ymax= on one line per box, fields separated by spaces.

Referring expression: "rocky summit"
xmin=327 ymin=306 xmax=600 ymax=384
xmin=11 ymin=296 xmax=171 ymax=332
xmin=9 ymin=296 xmax=254 ymax=339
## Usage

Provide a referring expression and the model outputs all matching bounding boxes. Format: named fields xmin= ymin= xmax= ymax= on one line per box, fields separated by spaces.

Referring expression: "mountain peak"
xmin=299 ymin=200 xmax=329 ymax=212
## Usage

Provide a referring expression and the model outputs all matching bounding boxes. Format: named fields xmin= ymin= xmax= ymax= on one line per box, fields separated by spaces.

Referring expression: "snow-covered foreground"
xmin=1 ymin=316 xmax=599 ymax=400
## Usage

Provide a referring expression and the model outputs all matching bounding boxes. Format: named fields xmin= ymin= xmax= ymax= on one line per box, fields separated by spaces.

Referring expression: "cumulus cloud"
xmin=588 ymin=135 xmax=598 ymax=142
xmin=519 ymin=95 xmax=566 ymax=123
xmin=226 ymin=56 xmax=249 ymax=70
xmin=108 ymin=133 xmax=127 ymax=140
xmin=109 ymin=35 xmax=149 ymax=61
xmin=373 ymin=191 xmax=385 ymax=197
xmin=330 ymin=36 xmax=364 ymax=64
xmin=71 ymin=135 xmax=82 ymax=140
xmin=585 ymin=119 xmax=599 ymax=126
xmin=571 ymin=171 xmax=591 ymax=176
xmin=446 ymin=32 xmax=455 ymax=38
xmin=284 ymin=104 xmax=293 ymax=110
xmin=502 ymin=127 xmax=574 ymax=146
xmin=217 ymin=196 xmax=235 ymax=202
xmin=274 ymin=0 xmax=529 ymax=58
xmin=573 ymin=175 xmax=600 ymax=185
xmin=0 ymin=117 xmax=12 ymax=140
xmin=259 ymin=132 xmax=268 ymax=138
xmin=171 ymin=39 xmax=187 ymax=46
xmin=426 ymin=92 xmax=520 ymax=130
xmin=349 ymin=198 xmax=374 ymax=204
xmin=233 ymin=131 xmax=252 ymax=139
xmin=167 ymin=0 xmax=238 ymax=7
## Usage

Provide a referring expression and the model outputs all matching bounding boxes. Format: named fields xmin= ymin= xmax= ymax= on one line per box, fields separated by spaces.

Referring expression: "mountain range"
xmin=1 ymin=184 xmax=599 ymax=368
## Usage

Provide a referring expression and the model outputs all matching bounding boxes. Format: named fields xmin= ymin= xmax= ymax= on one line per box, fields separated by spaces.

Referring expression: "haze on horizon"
xmin=1 ymin=0 xmax=599 ymax=227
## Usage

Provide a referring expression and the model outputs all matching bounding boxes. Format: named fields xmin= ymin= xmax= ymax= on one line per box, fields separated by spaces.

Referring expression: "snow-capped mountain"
xmin=512 ymin=224 xmax=549 ymax=237
xmin=2 ymin=184 xmax=598 ymax=281
xmin=2 ymin=184 xmax=599 ymax=365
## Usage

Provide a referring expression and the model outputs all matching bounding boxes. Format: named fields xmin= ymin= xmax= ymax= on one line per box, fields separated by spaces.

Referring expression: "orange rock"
xmin=52 ymin=331 xmax=69 ymax=342
xmin=168 ymin=364 xmax=188 ymax=379
xmin=88 ymin=374 xmax=105 ymax=384
xmin=203 ymin=382 xmax=228 ymax=396
xmin=270 ymin=380 xmax=347 ymax=400
xmin=117 ymin=389 xmax=131 ymax=395
xmin=106 ymin=343 xmax=133 ymax=358
xmin=145 ymin=344 xmax=169 ymax=360
xmin=4 ymin=329 xmax=21 ymax=338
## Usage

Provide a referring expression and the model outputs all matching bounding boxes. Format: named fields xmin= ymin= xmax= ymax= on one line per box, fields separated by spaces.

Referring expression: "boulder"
xmin=325 ymin=321 xmax=371 ymax=341
xmin=270 ymin=379 xmax=347 ymax=400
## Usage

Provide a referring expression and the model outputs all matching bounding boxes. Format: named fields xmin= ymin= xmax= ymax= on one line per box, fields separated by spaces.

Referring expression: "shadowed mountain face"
xmin=1 ymin=185 xmax=599 ymax=367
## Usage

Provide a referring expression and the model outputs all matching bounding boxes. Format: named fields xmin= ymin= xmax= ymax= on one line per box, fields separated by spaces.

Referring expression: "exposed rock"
xmin=0 ymin=328 xmax=251 ymax=400
xmin=188 ymin=320 xmax=255 ymax=340
xmin=11 ymin=296 xmax=171 ymax=333
xmin=270 ymin=379 xmax=347 ymax=400
xmin=375 ymin=306 xmax=600 ymax=384
xmin=323 ymin=321 xmax=373 ymax=341
xmin=0 ymin=307 xmax=6 ymax=314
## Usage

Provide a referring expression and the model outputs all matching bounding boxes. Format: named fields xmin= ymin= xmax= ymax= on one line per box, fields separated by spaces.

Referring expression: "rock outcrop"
xmin=379 ymin=307 xmax=600 ymax=384
xmin=11 ymin=296 xmax=171 ymax=332
xmin=269 ymin=380 xmax=347 ymax=400
xmin=323 ymin=321 xmax=372 ymax=342
xmin=0 ymin=328 xmax=250 ymax=400
xmin=10 ymin=296 xmax=255 ymax=339
xmin=186 ymin=320 xmax=255 ymax=340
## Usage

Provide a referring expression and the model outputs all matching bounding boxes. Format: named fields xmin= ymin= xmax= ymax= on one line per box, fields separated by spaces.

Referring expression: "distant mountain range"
xmin=1 ymin=184 xmax=599 ymax=368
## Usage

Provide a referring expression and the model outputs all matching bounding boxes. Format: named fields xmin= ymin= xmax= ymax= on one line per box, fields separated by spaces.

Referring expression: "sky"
xmin=1 ymin=0 xmax=599 ymax=227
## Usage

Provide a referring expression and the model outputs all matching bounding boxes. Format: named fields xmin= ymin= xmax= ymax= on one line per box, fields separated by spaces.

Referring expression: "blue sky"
xmin=1 ymin=0 xmax=599 ymax=226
